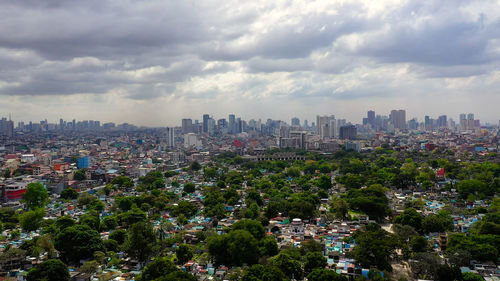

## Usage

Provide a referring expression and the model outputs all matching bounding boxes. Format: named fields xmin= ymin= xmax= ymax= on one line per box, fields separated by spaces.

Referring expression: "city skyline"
xmin=0 ymin=1 xmax=500 ymax=126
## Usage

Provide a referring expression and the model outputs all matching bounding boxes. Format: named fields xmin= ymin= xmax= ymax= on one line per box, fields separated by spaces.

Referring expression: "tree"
xmin=410 ymin=236 xmax=429 ymax=253
xmin=435 ymin=264 xmax=462 ymax=281
xmin=422 ymin=212 xmax=453 ymax=233
xmin=316 ymin=175 xmax=332 ymax=189
xmin=55 ymin=216 xmax=75 ymax=231
xmin=125 ymin=222 xmax=156 ymax=263
xmin=227 ymin=230 xmax=260 ymax=265
xmin=232 ymin=219 xmax=266 ymax=240
xmin=152 ymin=271 xmax=197 ymax=281
xmin=190 ymin=161 xmax=201 ymax=171
xmin=80 ymin=260 xmax=99 ymax=274
xmin=19 ymin=208 xmax=46 ymax=232
xmin=346 ymin=184 xmax=390 ymax=222
xmin=22 ymin=182 xmax=49 ymax=210
xmin=79 ymin=213 xmax=100 ymax=230
xmin=111 ymin=176 xmax=134 ymax=189
xmin=73 ymin=170 xmax=86 ymax=181
xmin=172 ymin=201 xmax=198 ymax=218
xmin=300 ymin=239 xmax=324 ymax=255
xmin=60 ymin=188 xmax=78 ymax=200
xmin=242 ymin=264 xmax=287 ymax=281
xmin=176 ymin=244 xmax=193 ymax=264
xmin=330 ymin=197 xmax=349 ymax=220
xmin=27 ymin=259 xmax=70 ymax=281
xmin=55 ymin=225 xmax=105 ymax=264
xmin=307 ymin=269 xmax=348 ymax=281
xmin=393 ymin=208 xmax=422 ymax=231
xmin=136 ymin=257 xmax=179 ymax=281
xmin=350 ymin=223 xmax=398 ymax=272
xmin=259 ymin=235 xmax=279 ymax=256
xmin=304 ymin=251 xmax=327 ymax=274
xmin=463 ymin=272 xmax=485 ymax=281
xmin=109 ymin=229 xmax=128 ymax=245
xmin=271 ymin=252 xmax=303 ymax=279
xmin=183 ymin=183 xmax=195 ymax=193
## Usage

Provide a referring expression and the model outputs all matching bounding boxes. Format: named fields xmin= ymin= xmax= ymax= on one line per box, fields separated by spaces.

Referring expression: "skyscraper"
xmin=166 ymin=127 xmax=175 ymax=148
xmin=182 ymin=118 xmax=193 ymax=134
xmin=291 ymin=117 xmax=300 ymax=126
xmin=367 ymin=110 xmax=375 ymax=128
xmin=437 ymin=115 xmax=447 ymax=128
xmin=316 ymin=115 xmax=335 ymax=139
xmin=202 ymin=114 xmax=210 ymax=133
xmin=390 ymin=110 xmax=406 ymax=130
xmin=228 ymin=114 xmax=236 ymax=134
xmin=339 ymin=125 xmax=357 ymax=140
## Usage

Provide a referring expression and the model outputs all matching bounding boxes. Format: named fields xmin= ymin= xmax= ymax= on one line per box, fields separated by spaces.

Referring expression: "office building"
xmin=339 ymin=125 xmax=357 ymax=140
xmin=367 ymin=110 xmax=375 ymax=128
xmin=166 ymin=127 xmax=175 ymax=148
xmin=202 ymin=114 xmax=210 ymax=133
xmin=291 ymin=117 xmax=300 ymax=127
xmin=182 ymin=119 xmax=193 ymax=134
xmin=390 ymin=109 xmax=406 ymax=130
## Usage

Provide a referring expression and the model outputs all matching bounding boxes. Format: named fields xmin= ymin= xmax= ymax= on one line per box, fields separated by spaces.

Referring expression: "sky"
xmin=1 ymin=0 xmax=499 ymax=126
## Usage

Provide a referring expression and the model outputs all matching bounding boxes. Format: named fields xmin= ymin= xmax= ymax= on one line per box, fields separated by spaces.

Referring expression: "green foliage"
xmin=172 ymin=201 xmax=198 ymax=218
xmin=232 ymin=219 xmax=266 ymax=240
xmin=446 ymin=233 xmax=500 ymax=262
xmin=118 ymin=208 xmax=148 ymax=226
xmin=207 ymin=229 xmax=260 ymax=266
xmin=183 ymin=183 xmax=195 ymax=193
xmin=300 ymin=239 xmax=324 ymax=255
xmin=125 ymin=222 xmax=156 ymax=263
xmin=393 ymin=208 xmax=422 ymax=231
xmin=270 ymin=252 xmax=303 ymax=279
xmin=22 ymin=182 xmax=49 ymax=210
xmin=73 ymin=170 xmax=86 ymax=181
xmin=176 ymin=244 xmax=193 ymax=264
xmin=304 ymin=251 xmax=327 ymax=274
xmin=138 ymin=171 xmax=165 ymax=190
xmin=55 ymin=224 xmax=105 ymax=264
xmin=345 ymin=184 xmax=390 ymax=221
xmin=330 ymin=197 xmax=349 ymax=220
xmin=60 ymin=188 xmax=78 ymax=200
xmin=421 ymin=211 xmax=453 ymax=233
xmin=241 ymin=264 xmax=287 ymax=281
xmin=457 ymin=179 xmax=490 ymax=199
xmin=190 ymin=161 xmax=202 ymax=171
xmin=27 ymin=259 xmax=70 ymax=281
xmin=109 ymin=229 xmax=128 ymax=245
xmin=111 ymin=176 xmax=134 ymax=188
xmin=137 ymin=257 xmax=179 ymax=281
xmin=80 ymin=260 xmax=99 ymax=274
xmin=462 ymin=272 xmax=485 ymax=281
xmin=79 ymin=213 xmax=100 ymax=230
xmin=316 ymin=175 xmax=332 ymax=189
xmin=307 ymin=269 xmax=348 ymax=281
xmin=350 ymin=223 xmax=398 ymax=272
xmin=56 ymin=216 xmax=76 ymax=231
xmin=19 ymin=208 xmax=46 ymax=232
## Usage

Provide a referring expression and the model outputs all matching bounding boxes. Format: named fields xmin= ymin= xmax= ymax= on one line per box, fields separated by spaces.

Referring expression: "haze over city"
xmin=1 ymin=0 xmax=500 ymax=125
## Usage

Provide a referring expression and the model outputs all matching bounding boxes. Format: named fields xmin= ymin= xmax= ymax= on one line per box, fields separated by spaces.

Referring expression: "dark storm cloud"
xmin=0 ymin=0 xmax=499 ymax=110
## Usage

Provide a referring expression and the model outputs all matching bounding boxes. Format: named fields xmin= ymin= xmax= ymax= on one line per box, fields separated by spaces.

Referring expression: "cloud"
xmin=0 ymin=0 xmax=499 ymax=124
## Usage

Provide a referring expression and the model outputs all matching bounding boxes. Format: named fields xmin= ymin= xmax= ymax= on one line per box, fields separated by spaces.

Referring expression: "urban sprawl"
xmin=0 ymin=110 xmax=499 ymax=281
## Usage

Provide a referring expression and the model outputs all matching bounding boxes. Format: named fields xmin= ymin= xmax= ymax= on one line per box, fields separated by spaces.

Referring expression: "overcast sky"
xmin=1 ymin=0 xmax=499 ymax=126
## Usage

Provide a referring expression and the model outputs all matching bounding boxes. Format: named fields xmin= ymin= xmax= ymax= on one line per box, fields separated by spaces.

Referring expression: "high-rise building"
xmin=339 ymin=125 xmax=357 ymax=140
xmin=228 ymin=114 xmax=236 ymax=134
xmin=316 ymin=115 xmax=335 ymax=139
xmin=367 ymin=110 xmax=375 ymax=128
xmin=291 ymin=117 xmax=300 ymax=126
xmin=202 ymin=114 xmax=210 ymax=133
xmin=390 ymin=109 xmax=406 ymax=130
xmin=166 ymin=127 xmax=175 ymax=148
xmin=181 ymin=118 xmax=193 ymax=134
xmin=437 ymin=115 xmax=447 ymax=128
